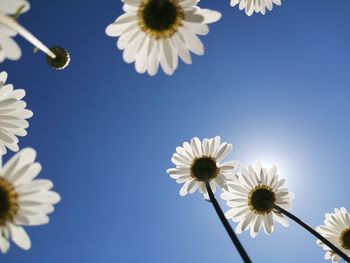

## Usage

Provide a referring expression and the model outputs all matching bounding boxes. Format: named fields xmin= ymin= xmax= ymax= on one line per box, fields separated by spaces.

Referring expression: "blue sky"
xmin=1 ymin=0 xmax=350 ymax=262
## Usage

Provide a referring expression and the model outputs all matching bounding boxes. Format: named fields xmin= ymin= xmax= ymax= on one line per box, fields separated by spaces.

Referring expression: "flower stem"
xmin=205 ymin=181 xmax=252 ymax=263
xmin=273 ymin=204 xmax=350 ymax=262
xmin=0 ymin=14 xmax=56 ymax=58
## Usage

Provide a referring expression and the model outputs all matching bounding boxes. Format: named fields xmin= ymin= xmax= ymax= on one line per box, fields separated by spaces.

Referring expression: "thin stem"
xmin=0 ymin=14 xmax=56 ymax=58
xmin=205 ymin=181 xmax=252 ymax=263
xmin=273 ymin=204 xmax=350 ymax=262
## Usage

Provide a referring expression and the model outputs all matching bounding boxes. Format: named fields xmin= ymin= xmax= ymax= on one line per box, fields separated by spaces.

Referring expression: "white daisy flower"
xmin=316 ymin=208 xmax=350 ymax=262
xmin=0 ymin=71 xmax=32 ymax=155
xmin=0 ymin=1 xmax=70 ymax=69
xmin=230 ymin=0 xmax=281 ymax=16
xmin=0 ymin=0 xmax=30 ymax=62
xmin=166 ymin=136 xmax=240 ymax=197
xmin=221 ymin=162 xmax=294 ymax=237
xmin=0 ymin=148 xmax=61 ymax=253
xmin=105 ymin=0 xmax=221 ymax=76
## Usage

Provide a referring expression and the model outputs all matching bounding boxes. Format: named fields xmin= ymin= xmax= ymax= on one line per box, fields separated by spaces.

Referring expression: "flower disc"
xmin=138 ymin=0 xmax=184 ymax=39
xmin=190 ymin=156 xmax=219 ymax=182
xmin=0 ymin=177 xmax=18 ymax=226
xmin=248 ymin=185 xmax=276 ymax=215
xmin=341 ymin=228 xmax=350 ymax=251
xmin=46 ymin=46 xmax=70 ymax=70
xmin=221 ymin=162 xmax=294 ymax=237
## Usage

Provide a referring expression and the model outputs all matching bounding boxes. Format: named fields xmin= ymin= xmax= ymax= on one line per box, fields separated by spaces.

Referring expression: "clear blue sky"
xmin=1 ymin=0 xmax=350 ymax=262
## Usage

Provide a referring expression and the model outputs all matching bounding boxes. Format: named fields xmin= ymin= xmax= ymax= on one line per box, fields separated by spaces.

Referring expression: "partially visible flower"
xmin=221 ymin=162 xmax=294 ymax=237
xmin=0 ymin=71 xmax=33 ymax=155
xmin=0 ymin=148 xmax=61 ymax=253
xmin=316 ymin=208 xmax=350 ymax=262
xmin=230 ymin=0 xmax=281 ymax=16
xmin=167 ymin=136 xmax=240 ymax=197
xmin=0 ymin=1 xmax=70 ymax=69
xmin=105 ymin=0 xmax=221 ymax=76
xmin=0 ymin=0 xmax=30 ymax=62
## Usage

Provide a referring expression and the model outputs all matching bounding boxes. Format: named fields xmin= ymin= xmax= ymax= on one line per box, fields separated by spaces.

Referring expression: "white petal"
xmin=179 ymin=179 xmax=194 ymax=196
xmin=0 ymin=228 xmax=10 ymax=253
xmin=0 ymin=34 xmax=21 ymax=60
xmin=195 ymin=9 xmax=221 ymax=24
xmin=117 ymin=24 xmax=139 ymax=50
xmin=0 ymin=71 xmax=8 ymax=84
xmin=105 ymin=14 xmax=137 ymax=37
xmin=2 ymin=148 xmax=36 ymax=180
xmin=190 ymin=137 xmax=202 ymax=157
xmin=19 ymin=191 xmax=61 ymax=204
xmin=15 ymin=213 xmax=49 ymax=226
xmin=11 ymin=163 xmax=42 ymax=187
xmin=216 ymin=143 xmax=233 ymax=162
xmin=273 ymin=212 xmax=289 ymax=227
xmin=178 ymin=27 xmax=204 ymax=56
xmin=9 ymin=224 xmax=31 ymax=250
xmin=135 ymin=36 xmax=150 ymax=74
xmin=219 ymin=160 xmax=240 ymax=170
xmin=0 ymin=0 xmax=30 ymax=15
xmin=16 ymin=179 xmax=53 ymax=194
xmin=262 ymin=214 xmax=274 ymax=234
xmin=123 ymin=31 xmax=145 ymax=63
xmin=147 ymin=39 xmax=160 ymax=76
xmin=159 ymin=39 xmax=175 ymax=75
xmin=172 ymin=33 xmax=192 ymax=64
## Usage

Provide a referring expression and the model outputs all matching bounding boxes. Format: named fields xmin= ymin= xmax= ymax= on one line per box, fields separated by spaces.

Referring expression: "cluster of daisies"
xmin=0 ymin=0 xmax=282 ymax=75
xmin=1 ymin=0 xmax=349 ymax=262
xmin=105 ymin=0 xmax=283 ymax=76
xmin=167 ymin=136 xmax=350 ymax=262
xmin=0 ymin=0 xmax=64 ymax=253
xmin=0 ymin=71 xmax=60 ymax=253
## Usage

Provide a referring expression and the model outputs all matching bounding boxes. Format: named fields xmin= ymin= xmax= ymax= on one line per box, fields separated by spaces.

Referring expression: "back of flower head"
xmin=0 ymin=0 xmax=70 ymax=69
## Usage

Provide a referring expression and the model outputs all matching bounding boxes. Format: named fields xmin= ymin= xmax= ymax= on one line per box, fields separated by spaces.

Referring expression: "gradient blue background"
xmin=1 ymin=0 xmax=350 ymax=262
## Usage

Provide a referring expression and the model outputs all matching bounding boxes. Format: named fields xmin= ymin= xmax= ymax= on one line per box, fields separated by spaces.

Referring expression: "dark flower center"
xmin=340 ymin=228 xmax=350 ymax=250
xmin=0 ymin=177 xmax=18 ymax=226
xmin=190 ymin=156 xmax=219 ymax=182
xmin=0 ymin=187 xmax=10 ymax=223
xmin=248 ymin=186 xmax=276 ymax=215
xmin=46 ymin=46 xmax=70 ymax=70
xmin=142 ymin=0 xmax=178 ymax=31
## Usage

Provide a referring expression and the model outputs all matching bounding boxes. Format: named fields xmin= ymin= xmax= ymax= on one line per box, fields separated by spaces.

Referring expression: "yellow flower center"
xmin=137 ymin=0 xmax=184 ymax=39
xmin=0 ymin=177 xmax=18 ymax=226
xmin=340 ymin=228 xmax=350 ymax=251
xmin=248 ymin=185 xmax=276 ymax=215
xmin=190 ymin=156 xmax=220 ymax=182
